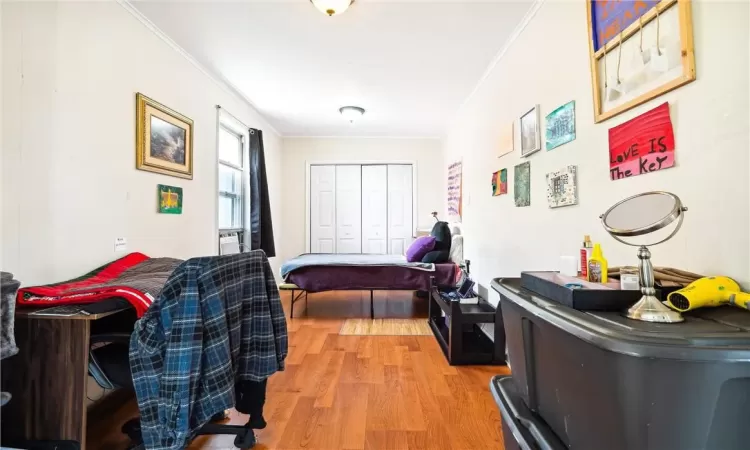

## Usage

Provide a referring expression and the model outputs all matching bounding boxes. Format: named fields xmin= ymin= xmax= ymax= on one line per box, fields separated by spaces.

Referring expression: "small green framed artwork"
xmin=158 ymin=184 xmax=183 ymax=214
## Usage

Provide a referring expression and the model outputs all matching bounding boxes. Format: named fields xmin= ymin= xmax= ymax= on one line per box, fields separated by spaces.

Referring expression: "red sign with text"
xmin=609 ymin=102 xmax=675 ymax=181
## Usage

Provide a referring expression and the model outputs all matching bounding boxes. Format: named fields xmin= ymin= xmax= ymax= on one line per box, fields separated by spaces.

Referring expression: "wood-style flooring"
xmin=87 ymin=290 xmax=510 ymax=450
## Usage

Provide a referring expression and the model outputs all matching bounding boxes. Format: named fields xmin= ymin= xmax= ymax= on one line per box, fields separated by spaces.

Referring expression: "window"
xmin=218 ymin=125 xmax=244 ymax=230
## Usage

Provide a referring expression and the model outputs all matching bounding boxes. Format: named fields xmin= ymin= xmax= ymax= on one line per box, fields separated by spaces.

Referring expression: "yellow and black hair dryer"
xmin=666 ymin=276 xmax=750 ymax=312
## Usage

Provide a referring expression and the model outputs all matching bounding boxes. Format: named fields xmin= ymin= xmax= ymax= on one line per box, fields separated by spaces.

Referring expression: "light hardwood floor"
xmin=88 ymin=290 xmax=510 ymax=450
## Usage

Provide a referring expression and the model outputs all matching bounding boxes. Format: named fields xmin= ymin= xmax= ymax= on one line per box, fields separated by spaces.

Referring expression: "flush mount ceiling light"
xmin=311 ymin=0 xmax=354 ymax=16
xmin=339 ymin=106 xmax=365 ymax=123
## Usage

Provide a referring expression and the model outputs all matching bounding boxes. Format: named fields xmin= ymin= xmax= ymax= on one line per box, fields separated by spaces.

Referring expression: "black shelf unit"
xmin=427 ymin=277 xmax=505 ymax=366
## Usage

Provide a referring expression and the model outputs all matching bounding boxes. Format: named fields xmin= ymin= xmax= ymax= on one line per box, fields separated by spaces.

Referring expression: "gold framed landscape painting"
xmin=136 ymin=93 xmax=193 ymax=179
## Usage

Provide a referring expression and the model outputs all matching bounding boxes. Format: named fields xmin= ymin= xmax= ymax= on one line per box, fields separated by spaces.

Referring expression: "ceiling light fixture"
xmin=339 ymin=106 xmax=365 ymax=123
xmin=311 ymin=0 xmax=354 ymax=17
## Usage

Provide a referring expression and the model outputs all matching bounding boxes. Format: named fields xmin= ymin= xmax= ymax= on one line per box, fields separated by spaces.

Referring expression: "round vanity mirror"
xmin=600 ymin=191 xmax=688 ymax=323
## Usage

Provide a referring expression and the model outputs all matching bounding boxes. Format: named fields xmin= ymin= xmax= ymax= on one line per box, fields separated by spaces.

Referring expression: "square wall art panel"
xmin=492 ymin=169 xmax=508 ymax=196
xmin=546 ymin=165 xmax=578 ymax=208
xmin=546 ymin=101 xmax=576 ymax=150
xmin=158 ymin=184 xmax=183 ymax=214
xmin=514 ymin=162 xmax=531 ymax=207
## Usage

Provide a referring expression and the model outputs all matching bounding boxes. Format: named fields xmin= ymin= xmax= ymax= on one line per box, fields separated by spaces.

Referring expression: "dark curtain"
xmin=248 ymin=128 xmax=276 ymax=257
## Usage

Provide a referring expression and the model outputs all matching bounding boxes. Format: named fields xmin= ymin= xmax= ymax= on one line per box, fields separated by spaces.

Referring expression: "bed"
xmin=279 ymin=253 xmax=468 ymax=319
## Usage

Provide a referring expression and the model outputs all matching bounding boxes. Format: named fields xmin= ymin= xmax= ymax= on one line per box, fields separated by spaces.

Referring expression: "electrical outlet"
xmin=114 ymin=237 xmax=127 ymax=252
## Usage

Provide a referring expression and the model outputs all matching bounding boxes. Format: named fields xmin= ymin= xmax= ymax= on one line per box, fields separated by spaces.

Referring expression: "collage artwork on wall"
xmin=546 ymin=166 xmax=578 ymax=208
xmin=587 ymin=0 xmax=696 ymax=122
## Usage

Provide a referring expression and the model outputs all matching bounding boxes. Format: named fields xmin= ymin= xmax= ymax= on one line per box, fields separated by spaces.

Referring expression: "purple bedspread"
xmin=285 ymin=264 xmax=459 ymax=292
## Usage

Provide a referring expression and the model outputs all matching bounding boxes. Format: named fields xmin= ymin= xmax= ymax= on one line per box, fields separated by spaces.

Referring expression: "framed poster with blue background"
xmin=587 ymin=0 xmax=695 ymax=123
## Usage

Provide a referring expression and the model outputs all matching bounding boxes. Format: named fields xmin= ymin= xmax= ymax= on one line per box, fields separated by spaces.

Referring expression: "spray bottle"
xmin=587 ymin=243 xmax=608 ymax=283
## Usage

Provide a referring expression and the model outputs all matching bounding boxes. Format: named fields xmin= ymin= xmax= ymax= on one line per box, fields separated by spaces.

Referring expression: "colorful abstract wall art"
xmin=158 ymin=184 xmax=183 ymax=214
xmin=546 ymin=101 xmax=576 ymax=150
xmin=492 ymin=169 xmax=508 ymax=196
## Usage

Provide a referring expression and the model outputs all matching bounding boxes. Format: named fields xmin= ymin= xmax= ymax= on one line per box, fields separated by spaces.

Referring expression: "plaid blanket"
xmin=130 ymin=250 xmax=288 ymax=449
xmin=16 ymin=253 xmax=182 ymax=317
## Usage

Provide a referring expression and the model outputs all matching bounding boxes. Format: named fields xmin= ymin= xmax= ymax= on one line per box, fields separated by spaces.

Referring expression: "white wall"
xmin=443 ymin=0 xmax=750 ymax=301
xmin=281 ymin=137 xmax=443 ymax=260
xmin=1 ymin=1 xmax=283 ymax=285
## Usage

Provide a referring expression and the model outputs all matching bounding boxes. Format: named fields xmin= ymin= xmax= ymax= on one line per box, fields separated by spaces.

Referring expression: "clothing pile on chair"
xmin=129 ymin=250 xmax=288 ymax=449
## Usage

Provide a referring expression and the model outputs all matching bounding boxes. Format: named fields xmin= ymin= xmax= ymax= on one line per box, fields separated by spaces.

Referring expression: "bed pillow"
xmin=421 ymin=249 xmax=450 ymax=264
xmin=406 ymin=236 xmax=436 ymax=262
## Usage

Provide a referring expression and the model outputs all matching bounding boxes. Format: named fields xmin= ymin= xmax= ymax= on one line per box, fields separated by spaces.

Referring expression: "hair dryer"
xmin=666 ymin=276 xmax=750 ymax=312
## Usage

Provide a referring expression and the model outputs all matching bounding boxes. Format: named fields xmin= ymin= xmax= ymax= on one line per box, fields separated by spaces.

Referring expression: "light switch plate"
xmin=114 ymin=237 xmax=127 ymax=252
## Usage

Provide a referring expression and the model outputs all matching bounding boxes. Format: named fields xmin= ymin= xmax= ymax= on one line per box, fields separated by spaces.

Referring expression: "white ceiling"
xmin=132 ymin=0 xmax=533 ymax=137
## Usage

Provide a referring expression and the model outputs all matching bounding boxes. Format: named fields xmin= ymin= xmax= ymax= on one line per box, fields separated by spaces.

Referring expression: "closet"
xmin=310 ymin=164 xmax=414 ymax=255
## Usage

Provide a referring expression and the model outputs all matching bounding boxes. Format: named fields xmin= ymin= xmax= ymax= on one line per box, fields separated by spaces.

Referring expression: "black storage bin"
xmin=490 ymin=375 xmax=566 ymax=450
xmin=492 ymin=278 xmax=750 ymax=450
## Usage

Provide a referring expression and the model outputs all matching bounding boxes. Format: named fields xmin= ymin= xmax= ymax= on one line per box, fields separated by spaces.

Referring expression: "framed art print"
xmin=136 ymin=93 xmax=194 ymax=179
xmin=587 ymin=0 xmax=695 ymax=122
xmin=157 ymin=184 xmax=183 ymax=214
xmin=520 ymin=105 xmax=541 ymax=157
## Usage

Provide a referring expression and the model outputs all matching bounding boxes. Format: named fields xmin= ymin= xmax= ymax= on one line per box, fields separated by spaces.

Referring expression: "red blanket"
xmin=17 ymin=253 xmax=182 ymax=317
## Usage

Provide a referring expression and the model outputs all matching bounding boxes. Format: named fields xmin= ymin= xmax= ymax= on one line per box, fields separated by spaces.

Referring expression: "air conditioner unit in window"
xmin=219 ymin=233 xmax=241 ymax=255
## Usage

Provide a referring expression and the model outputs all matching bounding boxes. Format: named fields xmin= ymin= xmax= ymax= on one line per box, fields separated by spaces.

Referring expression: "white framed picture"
xmin=520 ymin=104 xmax=541 ymax=157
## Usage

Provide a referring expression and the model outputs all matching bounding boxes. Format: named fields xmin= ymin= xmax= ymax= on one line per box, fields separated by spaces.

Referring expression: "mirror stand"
xmin=625 ymin=246 xmax=685 ymax=323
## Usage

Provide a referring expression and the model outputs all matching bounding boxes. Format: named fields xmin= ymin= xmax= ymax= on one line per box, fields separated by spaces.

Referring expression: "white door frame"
xmin=305 ymin=160 xmax=418 ymax=253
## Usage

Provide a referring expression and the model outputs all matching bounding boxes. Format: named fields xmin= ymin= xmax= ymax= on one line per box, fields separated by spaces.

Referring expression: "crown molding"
xmin=116 ymin=0 xmax=281 ymax=137
xmin=118 ymin=0 xmax=546 ymax=141
xmin=283 ymin=135 xmax=442 ymax=140
xmin=451 ymin=0 xmax=546 ymax=125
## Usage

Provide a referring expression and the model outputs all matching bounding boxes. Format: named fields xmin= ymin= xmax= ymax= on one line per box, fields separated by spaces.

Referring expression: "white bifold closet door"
xmin=387 ymin=164 xmax=414 ymax=255
xmin=310 ymin=165 xmax=336 ymax=253
xmin=335 ymin=165 xmax=362 ymax=253
xmin=361 ymin=165 xmax=388 ymax=254
xmin=310 ymin=163 xmax=412 ymax=255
